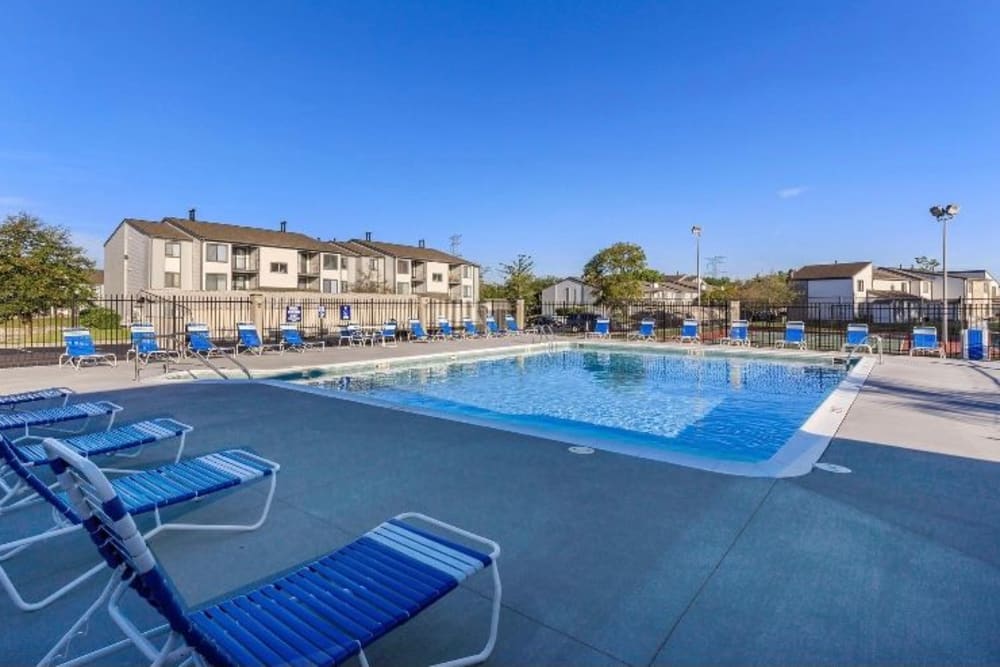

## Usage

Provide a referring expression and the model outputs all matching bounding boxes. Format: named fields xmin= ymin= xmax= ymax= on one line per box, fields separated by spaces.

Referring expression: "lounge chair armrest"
xmin=228 ymin=449 xmax=281 ymax=473
xmin=151 ymin=417 xmax=195 ymax=434
xmin=394 ymin=511 xmax=501 ymax=560
xmin=96 ymin=401 xmax=125 ymax=413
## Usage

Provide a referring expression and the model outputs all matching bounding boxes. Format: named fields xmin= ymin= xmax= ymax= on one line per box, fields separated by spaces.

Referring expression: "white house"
xmin=540 ymin=278 xmax=598 ymax=316
xmin=790 ymin=261 xmax=874 ymax=320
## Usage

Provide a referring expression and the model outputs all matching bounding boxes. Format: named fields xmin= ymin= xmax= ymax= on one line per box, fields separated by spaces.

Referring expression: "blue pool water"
xmin=302 ymin=349 xmax=847 ymax=464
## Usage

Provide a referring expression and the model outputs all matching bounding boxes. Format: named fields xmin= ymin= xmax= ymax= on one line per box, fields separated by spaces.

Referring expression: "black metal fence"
xmin=2 ymin=295 xmax=996 ymax=368
xmin=537 ymin=299 xmax=1000 ymax=358
xmin=0 ymin=294 xmax=515 ymax=368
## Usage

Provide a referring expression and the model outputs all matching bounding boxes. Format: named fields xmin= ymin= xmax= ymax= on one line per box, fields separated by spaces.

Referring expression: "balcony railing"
xmin=232 ymin=256 xmax=259 ymax=272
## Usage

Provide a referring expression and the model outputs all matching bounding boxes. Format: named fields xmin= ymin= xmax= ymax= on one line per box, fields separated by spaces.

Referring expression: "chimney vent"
xmin=418 ymin=239 xmax=425 ymax=248
xmin=280 ymin=220 xmax=287 ymax=233
xmin=188 ymin=208 xmax=196 ymax=221
xmin=365 ymin=231 xmax=372 ymax=241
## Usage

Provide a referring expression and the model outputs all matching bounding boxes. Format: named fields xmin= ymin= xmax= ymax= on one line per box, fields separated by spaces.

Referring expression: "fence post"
xmin=516 ymin=299 xmax=525 ymax=329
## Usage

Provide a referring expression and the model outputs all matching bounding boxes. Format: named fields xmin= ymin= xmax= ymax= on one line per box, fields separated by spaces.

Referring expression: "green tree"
xmin=480 ymin=282 xmax=506 ymax=299
xmin=736 ymin=272 xmax=797 ymax=304
xmin=499 ymin=254 xmax=537 ymax=302
xmin=0 ymin=212 xmax=95 ymax=333
xmin=913 ymin=256 xmax=940 ymax=271
xmin=582 ymin=242 xmax=655 ymax=305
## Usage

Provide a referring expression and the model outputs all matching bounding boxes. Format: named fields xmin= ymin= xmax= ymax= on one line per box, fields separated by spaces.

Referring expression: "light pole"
xmin=691 ymin=225 xmax=702 ymax=307
xmin=929 ymin=204 xmax=959 ymax=354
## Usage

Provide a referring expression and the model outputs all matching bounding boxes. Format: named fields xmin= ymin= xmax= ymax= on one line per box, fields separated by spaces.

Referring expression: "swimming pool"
xmin=285 ymin=345 xmax=870 ymax=477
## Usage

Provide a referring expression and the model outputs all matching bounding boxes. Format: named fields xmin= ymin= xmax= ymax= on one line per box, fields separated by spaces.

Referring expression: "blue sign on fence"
xmin=317 ymin=305 xmax=327 ymax=319
xmin=339 ymin=305 xmax=352 ymax=321
xmin=285 ymin=305 xmax=302 ymax=323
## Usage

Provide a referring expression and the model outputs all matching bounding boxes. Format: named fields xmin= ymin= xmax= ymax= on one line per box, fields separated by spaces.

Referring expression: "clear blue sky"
xmin=2 ymin=1 xmax=997 ymax=280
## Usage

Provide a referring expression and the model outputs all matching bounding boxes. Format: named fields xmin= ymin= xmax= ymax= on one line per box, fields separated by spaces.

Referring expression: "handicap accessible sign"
xmin=340 ymin=305 xmax=352 ymax=321
xmin=317 ymin=305 xmax=327 ymax=319
xmin=285 ymin=305 xmax=302 ymax=323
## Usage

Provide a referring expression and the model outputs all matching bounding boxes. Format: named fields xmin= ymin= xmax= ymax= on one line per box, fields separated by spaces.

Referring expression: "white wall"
xmin=541 ymin=280 xmax=596 ymax=316
xmin=807 ymin=278 xmax=854 ymax=302
xmin=258 ymin=247 xmax=300 ymax=289
xmin=125 ymin=229 xmax=149 ymax=293
xmin=103 ymin=225 xmax=126 ymax=294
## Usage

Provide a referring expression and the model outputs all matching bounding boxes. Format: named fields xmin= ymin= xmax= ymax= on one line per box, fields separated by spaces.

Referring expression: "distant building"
xmin=540 ymin=278 xmax=598 ymax=316
xmin=349 ymin=235 xmax=480 ymax=301
xmin=87 ymin=270 xmax=105 ymax=299
xmin=643 ymin=274 xmax=703 ymax=302
xmin=102 ymin=213 xmax=478 ymax=299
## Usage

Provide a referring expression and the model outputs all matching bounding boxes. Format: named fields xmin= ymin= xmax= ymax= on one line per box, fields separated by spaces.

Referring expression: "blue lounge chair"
xmin=59 ymin=328 xmax=117 ymax=370
xmin=337 ymin=324 xmax=358 ymax=346
xmin=679 ymin=319 xmax=700 ymax=344
xmin=373 ymin=322 xmax=398 ymax=347
xmin=436 ymin=319 xmax=457 ymax=340
xmin=504 ymin=314 xmax=526 ymax=335
xmin=910 ymin=326 xmax=945 ymax=358
xmin=484 ymin=315 xmax=503 ymax=337
xmin=186 ymin=323 xmax=235 ymax=358
xmin=126 ymin=323 xmax=180 ymax=365
xmin=0 ymin=387 xmax=73 ymax=410
xmin=628 ymin=319 xmax=655 ymax=341
xmin=280 ymin=324 xmax=325 ymax=352
xmin=408 ymin=318 xmax=431 ymax=342
xmin=237 ymin=322 xmax=282 ymax=355
xmin=0 ymin=400 xmax=122 ymax=444
xmin=0 ymin=434 xmax=278 ymax=613
xmin=40 ymin=436 xmax=500 ymax=667
xmin=842 ymin=323 xmax=873 ymax=354
xmin=585 ymin=318 xmax=611 ymax=338
xmin=463 ymin=318 xmax=481 ymax=338
xmin=719 ymin=320 xmax=750 ymax=346
xmin=774 ymin=321 xmax=807 ymax=350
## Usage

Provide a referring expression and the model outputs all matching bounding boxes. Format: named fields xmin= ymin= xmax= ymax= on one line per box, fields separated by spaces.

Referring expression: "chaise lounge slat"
xmin=0 ymin=401 xmax=121 ymax=432
xmin=14 ymin=418 xmax=190 ymax=464
xmin=0 ymin=387 xmax=74 ymax=409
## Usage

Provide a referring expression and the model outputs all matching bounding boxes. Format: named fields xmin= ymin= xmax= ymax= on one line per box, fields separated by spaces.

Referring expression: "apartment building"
xmin=103 ymin=214 xmax=480 ymax=299
xmin=349 ymin=235 xmax=480 ymax=301
xmin=103 ymin=213 xmax=358 ymax=294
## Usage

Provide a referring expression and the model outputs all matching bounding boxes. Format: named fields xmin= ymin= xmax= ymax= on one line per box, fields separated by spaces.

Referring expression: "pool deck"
xmin=1 ymin=338 xmax=998 ymax=664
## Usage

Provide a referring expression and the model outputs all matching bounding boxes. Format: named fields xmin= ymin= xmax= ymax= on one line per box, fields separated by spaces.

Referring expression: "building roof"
xmin=324 ymin=241 xmax=360 ymax=256
xmin=350 ymin=239 xmax=475 ymax=265
xmin=873 ymin=267 xmax=926 ymax=281
xmin=124 ymin=219 xmax=193 ymax=241
xmin=865 ymin=290 xmax=927 ymax=302
xmin=86 ymin=269 xmax=104 ymax=285
xmin=791 ymin=261 xmax=872 ymax=280
xmin=548 ymin=277 xmax=593 ymax=287
xmin=335 ymin=241 xmax=378 ymax=257
xmin=163 ymin=218 xmax=335 ymax=252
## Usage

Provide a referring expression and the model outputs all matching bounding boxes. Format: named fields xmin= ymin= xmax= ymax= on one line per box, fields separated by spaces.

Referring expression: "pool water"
xmin=303 ymin=349 xmax=847 ymax=465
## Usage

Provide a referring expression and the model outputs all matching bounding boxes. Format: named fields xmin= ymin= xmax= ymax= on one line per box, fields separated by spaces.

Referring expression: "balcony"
xmin=232 ymin=247 xmax=259 ymax=273
xmin=298 ymin=252 xmax=320 ymax=276
xmin=411 ymin=264 xmax=426 ymax=283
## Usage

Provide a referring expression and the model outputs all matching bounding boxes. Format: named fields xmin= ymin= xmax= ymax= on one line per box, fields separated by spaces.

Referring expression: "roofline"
xmin=350 ymin=238 xmax=479 ymax=266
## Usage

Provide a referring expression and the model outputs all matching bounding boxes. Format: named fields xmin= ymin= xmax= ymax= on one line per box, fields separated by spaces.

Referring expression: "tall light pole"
xmin=691 ymin=225 xmax=702 ymax=307
xmin=929 ymin=204 xmax=959 ymax=353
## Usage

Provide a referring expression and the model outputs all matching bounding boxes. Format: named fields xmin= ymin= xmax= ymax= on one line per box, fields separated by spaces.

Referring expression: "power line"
xmin=705 ymin=255 xmax=726 ymax=278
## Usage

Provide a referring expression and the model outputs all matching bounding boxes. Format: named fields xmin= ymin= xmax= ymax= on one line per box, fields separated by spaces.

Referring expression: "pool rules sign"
xmin=285 ymin=305 xmax=302 ymax=324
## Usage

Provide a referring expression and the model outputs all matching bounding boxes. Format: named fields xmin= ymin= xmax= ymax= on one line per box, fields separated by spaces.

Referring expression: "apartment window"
xmin=432 ymin=272 xmax=443 ymax=282
xmin=856 ymin=279 xmax=864 ymax=292
xmin=164 ymin=271 xmax=181 ymax=288
xmin=369 ymin=258 xmax=378 ymax=271
xmin=232 ymin=275 xmax=251 ymax=290
xmin=341 ymin=257 xmax=348 ymax=270
xmin=322 ymin=254 xmax=338 ymax=270
xmin=323 ymin=279 xmax=339 ymax=294
xmin=297 ymin=277 xmax=316 ymax=290
xmin=922 ymin=282 xmax=930 ymax=293
xmin=205 ymin=243 xmax=228 ymax=262
xmin=396 ymin=259 xmax=410 ymax=275
xmin=462 ymin=266 xmax=471 ymax=279
xmin=270 ymin=262 xmax=288 ymax=274
xmin=396 ymin=282 xmax=411 ymax=295
xmin=205 ymin=273 xmax=227 ymax=291
xmin=165 ymin=242 xmax=181 ymax=258
xmin=463 ymin=285 xmax=472 ymax=298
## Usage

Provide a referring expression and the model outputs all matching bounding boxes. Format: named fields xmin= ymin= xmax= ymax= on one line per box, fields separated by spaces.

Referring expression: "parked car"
xmin=564 ymin=312 xmax=602 ymax=333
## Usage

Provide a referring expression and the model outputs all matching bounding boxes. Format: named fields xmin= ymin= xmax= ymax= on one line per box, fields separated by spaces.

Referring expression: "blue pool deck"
xmin=0 ymin=340 xmax=998 ymax=664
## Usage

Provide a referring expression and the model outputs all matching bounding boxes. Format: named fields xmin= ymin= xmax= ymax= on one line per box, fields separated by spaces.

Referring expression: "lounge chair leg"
xmin=148 ymin=472 xmax=277 ymax=535
xmin=37 ymin=573 xmax=120 ymax=667
xmin=431 ymin=563 xmax=503 ymax=667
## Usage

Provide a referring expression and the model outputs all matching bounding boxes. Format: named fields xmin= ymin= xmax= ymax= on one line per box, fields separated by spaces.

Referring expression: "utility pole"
xmin=449 ymin=234 xmax=462 ymax=256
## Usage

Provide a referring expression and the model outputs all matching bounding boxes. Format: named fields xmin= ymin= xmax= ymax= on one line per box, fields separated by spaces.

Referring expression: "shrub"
xmin=79 ymin=306 xmax=121 ymax=330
